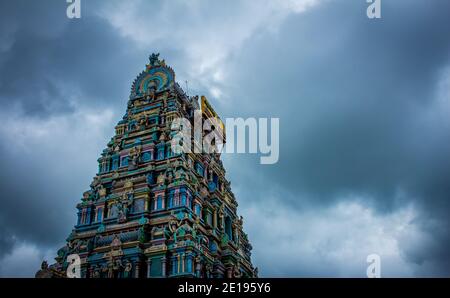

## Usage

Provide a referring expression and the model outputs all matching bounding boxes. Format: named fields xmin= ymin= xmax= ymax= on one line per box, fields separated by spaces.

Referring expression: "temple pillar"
xmin=135 ymin=262 xmax=140 ymax=278
xmin=227 ymin=267 xmax=233 ymax=278
xmin=146 ymin=259 xmax=151 ymax=278
xmin=181 ymin=253 xmax=185 ymax=273
xmin=195 ymin=258 xmax=201 ymax=277
xmin=162 ymin=257 xmax=167 ymax=277
xmin=186 ymin=254 xmax=193 ymax=274
xmin=213 ymin=210 xmax=217 ymax=228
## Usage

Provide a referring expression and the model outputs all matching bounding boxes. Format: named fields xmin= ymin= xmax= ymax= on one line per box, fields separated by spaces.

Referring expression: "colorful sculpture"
xmin=39 ymin=54 xmax=256 ymax=278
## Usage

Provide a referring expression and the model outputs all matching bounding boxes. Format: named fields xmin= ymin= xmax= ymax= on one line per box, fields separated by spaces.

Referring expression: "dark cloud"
xmin=222 ymin=0 xmax=450 ymax=275
xmin=0 ymin=0 xmax=133 ymax=259
xmin=0 ymin=233 xmax=14 ymax=259
xmin=0 ymin=0 xmax=147 ymax=117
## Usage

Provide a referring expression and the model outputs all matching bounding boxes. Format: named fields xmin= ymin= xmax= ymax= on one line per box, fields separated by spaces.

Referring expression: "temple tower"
xmin=42 ymin=54 xmax=256 ymax=278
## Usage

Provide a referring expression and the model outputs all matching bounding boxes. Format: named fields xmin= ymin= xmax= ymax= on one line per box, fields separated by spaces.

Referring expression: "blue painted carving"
xmin=120 ymin=156 xmax=129 ymax=167
xmin=138 ymin=216 xmax=148 ymax=225
xmin=146 ymin=173 xmax=154 ymax=185
xmin=195 ymin=204 xmax=201 ymax=216
xmin=111 ymin=155 xmax=119 ymax=170
xmin=210 ymin=241 xmax=217 ymax=252
xmin=225 ymin=216 xmax=233 ymax=241
xmin=166 ymin=144 xmax=173 ymax=158
xmin=156 ymin=195 xmax=163 ymax=210
xmin=97 ymin=223 xmax=106 ymax=233
xmin=156 ymin=144 xmax=165 ymax=160
xmin=96 ymin=207 xmax=103 ymax=222
xmin=142 ymin=151 xmax=152 ymax=162
xmin=195 ymin=162 xmax=204 ymax=176
xmin=130 ymin=57 xmax=175 ymax=98
xmin=168 ymin=190 xmax=175 ymax=208
xmin=109 ymin=204 xmax=119 ymax=218
xmin=128 ymin=120 xmax=137 ymax=131
xmin=208 ymin=181 xmax=217 ymax=192
xmin=133 ymin=199 xmax=145 ymax=213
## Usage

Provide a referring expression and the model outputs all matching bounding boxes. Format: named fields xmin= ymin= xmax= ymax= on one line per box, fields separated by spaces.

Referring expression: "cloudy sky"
xmin=0 ymin=0 xmax=449 ymax=277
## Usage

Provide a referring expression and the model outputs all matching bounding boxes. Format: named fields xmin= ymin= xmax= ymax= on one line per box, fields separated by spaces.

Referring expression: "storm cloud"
xmin=0 ymin=0 xmax=449 ymax=277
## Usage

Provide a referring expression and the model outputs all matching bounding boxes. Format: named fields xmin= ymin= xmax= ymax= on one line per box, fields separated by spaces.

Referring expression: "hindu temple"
xmin=36 ymin=54 xmax=257 ymax=278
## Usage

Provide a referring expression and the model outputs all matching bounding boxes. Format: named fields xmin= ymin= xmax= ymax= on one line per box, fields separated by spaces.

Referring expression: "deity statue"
xmin=138 ymin=226 xmax=146 ymax=243
xmin=157 ymin=172 xmax=166 ymax=185
xmin=98 ymin=185 xmax=107 ymax=198
xmin=205 ymin=264 xmax=213 ymax=278
xmin=92 ymin=266 xmax=101 ymax=278
xmin=114 ymin=143 xmax=121 ymax=152
xmin=117 ymin=192 xmax=133 ymax=223
xmin=233 ymin=260 xmax=242 ymax=278
xmin=253 ymin=267 xmax=259 ymax=277
xmin=220 ymin=233 xmax=229 ymax=247
xmin=149 ymin=53 xmax=160 ymax=66
xmin=191 ymin=95 xmax=199 ymax=103
xmin=128 ymin=147 xmax=141 ymax=170
xmin=70 ymin=239 xmax=84 ymax=253
xmin=167 ymin=171 xmax=173 ymax=184
xmin=139 ymin=116 xmax=146 ymax=129
xmin=218 ymin=206 xmax=225 ymax=229
xmin=35 ymin=261 xmax=54 ymax=278
xmin=195 ymin=256 xmax=202 ymax=277
xmin=163 ymin=224 xmax=172 ymax=240
xmin=41 ymin=260 xmax=48 ymax=270
xmin=82 ymin=191 xmax=91 ymax=202
xmin=192 ymin=219 xmax=199 ymax=239
xmin=113 ymin=259 xmax=123 ymax=276
xmin=124 ymin=262 xmax=132 ymax=278
xmin=111 ymin=235 xmax=122 ymax=248
xmin=107 ymin=261 xmax=114 ymax=278
xmin=148 ymin=83 xmax=157 ymax=100
xmin=101 ymin=264 xmax=108 ymax=278
xmin=238 ymin=216 xmax=244 ymax=227
xmin=175 ymin=168 xmax=184 ymax=180
xmin=56 ymin=245 xmax=69 ymax=263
